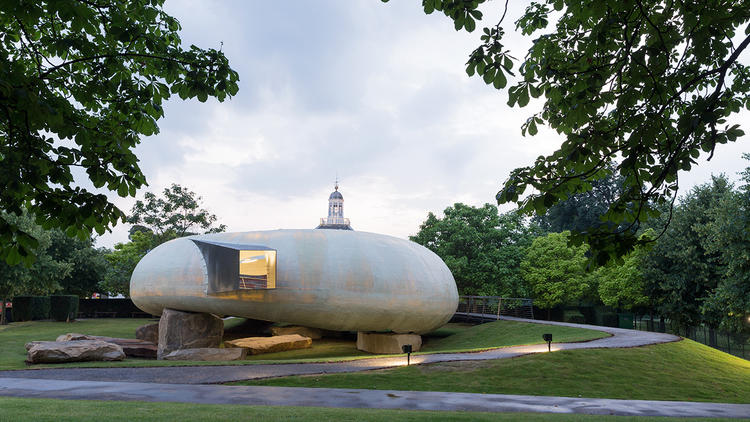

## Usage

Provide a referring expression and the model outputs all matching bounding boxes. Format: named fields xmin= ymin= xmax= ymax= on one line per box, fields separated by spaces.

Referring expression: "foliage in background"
xmin=596 ymin=231 xmax=652 ymax=311
xmin=0 ymin=0 xmax=239 ymax=266
xmin=0 ymin=212 xmax=70 ymax=324
xmin=47 ymin=230 xmax=108 ymax=298
xmin=100 ymin=231 xmax=156 ymax=297
xmin=532 ymin=167 xmax=623 ymax=234
xmin=641 ymin=176 xmax=735 ymax=329
xmin=520 ymin=231 xmax=593 ymax=318
xmin=390 ymin=0 xmax=750 ymax=262
xmin=411 ymin=204 xmax=539 ymax=296
xmin=698 ymin=154 xmax=750 ymax=334
xmin=127 ymin=183 xmax=226 ymax=244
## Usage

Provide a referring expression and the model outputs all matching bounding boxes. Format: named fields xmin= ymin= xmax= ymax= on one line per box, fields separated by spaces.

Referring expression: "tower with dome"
xmin=316 ymin=180 xmax=353 ymax=230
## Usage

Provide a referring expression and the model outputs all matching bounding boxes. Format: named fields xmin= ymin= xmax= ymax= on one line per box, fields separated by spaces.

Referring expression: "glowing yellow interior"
xmin=238 ymin=250 xmax=276 ymax=289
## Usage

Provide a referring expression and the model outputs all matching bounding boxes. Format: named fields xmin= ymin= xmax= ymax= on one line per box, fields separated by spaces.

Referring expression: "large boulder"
xmin=55 ymin=333 xmax=157 ymax=359
xmin=98 ymin=338 xmax=156 ymax=359
xmin=270 ymin=326 xmax=322 ymax=340
xmin=56 ymin=333 xmax=90 ymax=342
xmin=26 ymin=340 xmax=125 ymax=364
xmin=135 ymin=323 xmax=159 ymax=344
xmin=224 ymin=334 xmax=312 ymax=355
xmin=161 ymin=348 xmax=247 ymax=361
xmin=158 ymin=308 xmax=224 ymax=359
xmin=24 ymin=341 xmax=45 ymax=351
xmin=356 ymin=332 xmax=422 ymax=354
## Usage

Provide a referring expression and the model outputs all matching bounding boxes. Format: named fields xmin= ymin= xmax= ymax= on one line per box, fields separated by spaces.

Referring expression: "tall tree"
xmin=99 ymin=230 xmax=153 ymax=297
xmin=127 ymin=183 xmax=226 ymax=244
xmin=533 ymin=167 xmax=623 ymax=233
xmin=411 ymin=203 xmax=539 ymax=296
xmin=596 ymin=232 xmax=652 ymax=311
xmin=0 ymin=0 xmax=239 ymax=265
xmin=520 ymin=231 xmax=593 ymax=319
xmin=699 ymin=155 xmax=750 ymax=334
xmin=389 ymin=0 xmax=750 ymax=261
xmin=0 ymin=212 xmax=71 ymax=324
xmin=641 ymin=176 xmax=734 ymax=329
xmin=46 ymin=229 xmax=108 ymax=298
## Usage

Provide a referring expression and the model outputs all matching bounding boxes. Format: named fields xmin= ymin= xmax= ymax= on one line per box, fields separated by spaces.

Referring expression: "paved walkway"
xmin=1 ymin=377 xmax=749 ymax=418
xmin=5 ymin=317 xmax=745 ymax=418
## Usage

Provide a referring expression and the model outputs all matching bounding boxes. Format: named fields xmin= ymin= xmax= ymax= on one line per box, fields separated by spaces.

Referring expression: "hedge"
xmin=78 ymin=298 xmax=143 ymax=317
xmin=50 ymin=295 xmax=80 ymax=321
xmin=12 ymin=296 xmax=50 ymax=321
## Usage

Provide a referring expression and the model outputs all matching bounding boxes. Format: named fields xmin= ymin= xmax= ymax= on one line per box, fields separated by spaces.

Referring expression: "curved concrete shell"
xmin=130 ymin=230 xmax=458 ymax=334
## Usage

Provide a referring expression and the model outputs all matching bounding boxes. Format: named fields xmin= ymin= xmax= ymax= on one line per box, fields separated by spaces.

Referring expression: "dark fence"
xmin=454 ymin=296 xmax=534 ymax=322
xmin=78 ymin=298 xmax=152 ymax=318
xmin=633 ymin=316 xmax=749 ymax=361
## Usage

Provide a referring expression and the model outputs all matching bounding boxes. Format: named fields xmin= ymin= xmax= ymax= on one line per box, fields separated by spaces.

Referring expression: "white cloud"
xmin=93 ymin=1 xmax=750 ymax=249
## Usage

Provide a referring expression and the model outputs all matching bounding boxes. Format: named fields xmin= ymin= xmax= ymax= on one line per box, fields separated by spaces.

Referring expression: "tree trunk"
xmin=547 ymin=308 xmax=551 ymax=321
xmin=648 ymin=310 xmax=654 ymax=331
xmin=0 ymin=297 xmax=6 ymax=325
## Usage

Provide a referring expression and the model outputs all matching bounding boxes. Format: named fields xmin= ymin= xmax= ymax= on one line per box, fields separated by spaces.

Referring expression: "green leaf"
xmin=518 ymin=87 xmax=530 ymax=107
xmin=493 ymin=70 xmax=507 ymax=89
xmin=528 ymin=119 xmax=538 ymax=135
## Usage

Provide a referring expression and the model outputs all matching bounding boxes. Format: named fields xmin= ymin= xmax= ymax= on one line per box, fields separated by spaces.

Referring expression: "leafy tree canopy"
xmin=46 ymin=229 xmax=108 ymax=298
xmin=389 ymin=0 xmax=750 ymax=262
xmin=533 ymin=165 xmax=623 ymax=233
xmin=641 ymin=176 xmax=735 ymax=329
xmin=520 ymin=231 xmax=593 ymax=316
xmin=0 ymin=0 xmax=239 ymax=266
xmin=698 ymin=154 xmax=750 ymax=333
xmin=100 ymin=230 xmax=153 ymax=297
xmin=411 ymin=203 xmax=540 ymax=296
xmin=127 ymin=183 xmax=226 ymax=244
xmin=596 ymin=231 xmax=653 ymax=311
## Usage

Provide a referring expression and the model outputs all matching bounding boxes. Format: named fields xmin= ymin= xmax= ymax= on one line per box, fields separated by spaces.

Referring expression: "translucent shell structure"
xmin=130 ymin=229 xmax=458 ymax=334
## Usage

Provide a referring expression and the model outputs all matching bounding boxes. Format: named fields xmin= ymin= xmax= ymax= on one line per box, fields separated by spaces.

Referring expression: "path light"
xmin=402 ymin=344 xmax=412 ymax=365
xmin=543 ymin=333 xmax=552 ymax=352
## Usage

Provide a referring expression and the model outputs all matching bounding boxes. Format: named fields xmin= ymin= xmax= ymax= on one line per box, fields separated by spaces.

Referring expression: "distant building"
xmin=316 ymin=181 xmax=353 ymax=230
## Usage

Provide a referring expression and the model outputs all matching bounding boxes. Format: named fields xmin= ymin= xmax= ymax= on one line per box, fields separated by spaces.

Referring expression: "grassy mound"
xmin=241 ymin=339 xmax=750 ymax=403
xmin=421 ymin=320 xmax=609 ymax=352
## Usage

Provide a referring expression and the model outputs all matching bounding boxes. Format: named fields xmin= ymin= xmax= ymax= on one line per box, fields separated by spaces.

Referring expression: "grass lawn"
xmin=0 ymin=319 xmax=155 ymax=370
xmin=0 ymin=319 xmax=607 ymax=370
xmin=421 ymin=320 xmax=609 ymax=353
xmin=239 ymin=339 xmax=750 ymax=404
xmin=0 ymin=398 xmax=736 ymax=422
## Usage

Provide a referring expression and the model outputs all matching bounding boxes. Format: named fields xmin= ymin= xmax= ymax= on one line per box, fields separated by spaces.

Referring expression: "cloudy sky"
xmin=95 ymin=1 xmax=750 ymax=248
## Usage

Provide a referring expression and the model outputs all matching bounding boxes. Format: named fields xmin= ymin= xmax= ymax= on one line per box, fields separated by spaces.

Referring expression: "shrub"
xmin=50 ymin=295 xmax=80 ymax=321
xmin=12 ymin=296 xmax=50 ymax=321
